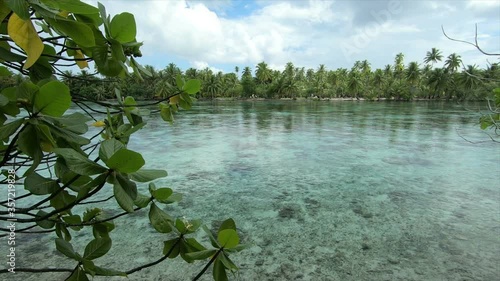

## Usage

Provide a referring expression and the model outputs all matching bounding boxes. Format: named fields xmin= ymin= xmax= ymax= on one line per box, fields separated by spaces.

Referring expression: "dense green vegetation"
xmin=0 ymin=1 xmax=245 ymax=281
xmin=51 ymin=50 xmax=500 ymax=102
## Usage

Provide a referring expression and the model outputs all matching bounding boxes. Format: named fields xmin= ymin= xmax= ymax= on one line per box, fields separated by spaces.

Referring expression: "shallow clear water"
xmin=11 ymin=101 xmax=500 ymax=281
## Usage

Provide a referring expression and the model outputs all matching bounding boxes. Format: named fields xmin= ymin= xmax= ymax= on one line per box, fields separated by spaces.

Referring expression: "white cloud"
xmin=87 ymin=0 xmax=499 ymax=72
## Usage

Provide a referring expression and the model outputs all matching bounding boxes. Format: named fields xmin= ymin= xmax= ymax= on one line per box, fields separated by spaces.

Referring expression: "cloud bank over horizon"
xmin=86 ymin=0 xmax=500 ymax=73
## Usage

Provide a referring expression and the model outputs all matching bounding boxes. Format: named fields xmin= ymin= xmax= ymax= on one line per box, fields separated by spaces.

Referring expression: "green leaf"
xmin=163 ymin=238 xmax=180 ymax=258
xmin=219 ymin=218 xmax=236 ymax=232
xmin=56 ymin=0 xmax=100 ymax=15
xmin=184 ymin=79 xmax=201 ymax=95
xmin=113 ymin=173 xmax=137 ymax=213
xmin=160 ymin=105 xmax=174 ymax=124
xmin=5 ymin=0 xmax=30 ymax=20
xmin=148 ymin=202 xmax=173 ymax=233
xmin=55 ymin=222 xmax=72 ymax=241
xmin=43 ymin=112 xmax=91 ymax=134
xmin=176 ymin=74 xmax=184 ymax=89
xmin=0 ymin=118 xmax=24 ymax=141
xmin=62 ymin=214 xmax=82 ymax=225
xmin=203 ymin=225 xmax=220 ymax=248
xmin=53 ymin=148 xmax=107 ymax=175
xmin=45 ymin=18 xmax=95 ymax=48
xmin=218 ymin=252 xmax=238 ymax=271
xmin=185 ymin=249 xmax=217 ymax=261
xmin=106 ymin=148 xmax=145 ymax=173
xmin=213 ymin=258 xmax=229 ymax=281
xmin=66 ymin=266 xmax=89 ymax=281
xmin=110 ymin=38 xmax=126 ymax=62
xmin=133 ymin=193 xmax=151 ymax=208
xmin=153 ymin=188 xmax=173 ymax=201
xmin=83 ymin=208 xmax=101 ymax=222
xmin=83 ymin=237 xmax=112 ymax=260
xmin=160 ymin=192 xmax=182 ymax=204
xmin=99 ymin=138 xmax=125 ymax=162
xmin=55 ymin=238 xmax=81 ymax=261
xmin=0 ymin=44 xmax=26 ymax=62
xmin=218 ymin=229 xmax=239 ymax=249
xmin=35 ymin=81 xmax=71 ymax=117
xmin=35 ymin=210 xmax=55 ymax=229
xmin=109 ymin=12 xmax=136 ymax=43
xmin=129 ymin=169 xmax=168 ymax=182
xmin=50 ymin=190 xmax=76 ymax=215
xmin=0 ymin=66 xmax=12 ymax=78
xmin=25 ymin=172 xmax=59 ymax=195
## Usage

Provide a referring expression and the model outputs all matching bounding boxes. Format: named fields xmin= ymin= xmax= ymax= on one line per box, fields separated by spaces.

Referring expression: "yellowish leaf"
xmin=169 ymin=95 xmax=180 ymax=105
xmin=75 ymin=50 xmax=88 ymax=69
xmin=40 ymin=141 xmax=53 ymax=152
xmin=8 ymin=13 xmax=44 ymax=69
xmin=92 ymin=120 xmax=106 ymax=127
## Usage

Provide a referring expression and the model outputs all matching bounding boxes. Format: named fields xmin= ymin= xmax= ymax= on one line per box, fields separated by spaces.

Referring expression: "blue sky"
xmin=86 ymin=0 xmax=500 ymax=74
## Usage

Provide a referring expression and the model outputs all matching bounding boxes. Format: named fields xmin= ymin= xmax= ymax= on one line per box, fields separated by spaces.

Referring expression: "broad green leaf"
xmin=153 ymin=188 xmax=173 ymax=201
xmin=35 ymin=210 xmax=55 ymax=229
xmin=5 ymin=0 xmax=30 ymax=20
xmin=53 ymin=148 xmax=107 ymax=175
xmin=175 ymin=218 xmax=186 ymax=233
xmin=113 ymin=173 xmax=137 ymax=213
xmin=184 ymin=79 xmax=201 ymax=95
xmin=133 ymin=193 xmax=151 ymax=208
xmin=218 ymin=252 xmax=238 ymax=271
xmin=56 ymin=0 xmax=100 ymax=14
xmin=110 ymin=39 xmax=126 ymax=62
xmin=8 ymin=14 xmax=43 ymax=69
xmin=35 ymin=81 xmax=71 ymax=117
xmin=0 ymin=2 xmax=12 ymax=22
xmin=83 ymin=208 xmax=101 ymax=222
xmin=0 ymin=118 xmax=24 ymax=140
xmin=62 ymin=215 xmax=82 ymax=225
xmin=0 ymin=44 xmax=26 ymax=62
xmin=106 ymin=148 xmax=145 ymax=173
xmin=43 ymin=112 xmax=91 ymax=134
xmin=160 ymin=105 xmax=173 ymax=123
xmin=176 ymin=74 xmax=184 ymax=89
xmin=203 ymin=225 xmax=220 ymax=248
xmin=217 ymin=229 xmax=239 ymax=249
xmin=24 ymin=172 xmax=59 ymax=195
xmin=160 ymin=192 xmax=182 ymax=204
xmin=83 ymin=237 xmax=112 ymax=260
xmin=50 ymin=190 xmax=76 ymax=215
xmin=99 ymin=138 xmax=125 ymax=162
xmin=55 ymin=238 xmax=81 ymax=261
xmin=16 ymin=81 xmax=38 ymax=102
xmin=185 ymin=249 xmax=217 ymax=261
xmin=110 ymin=12 xmax=136 ymax=43
xmin=219 ymin=218 xmax=236 ymax=232
xmin=148 ymin=202 xmax=173 ymax=233
xmin=129 ymin=169 xmax=168 ymax=182
xmin=163 ymin=238 xmax=180 ymax=258
xmin=66 ymin=266 xmax=89 ymax=281
xmin=17 ymin=125 xmax=42 ymax=176
xmin=28 ymin=57 xmax=53 ymax=83
xmin=0 ymin=66 xmax=11 ymax=78
xmin=213 ymin=258 xmax=229 ymax=281
xmin=45 ymin=18 xmax=95 ymax=48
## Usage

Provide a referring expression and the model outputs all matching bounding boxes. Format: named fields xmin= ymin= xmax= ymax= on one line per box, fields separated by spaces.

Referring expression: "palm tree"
xmin=444 ymin=53 xmax=462 ymax=73
xmin=405 ymin=61 xmax=421 ymax=86
xmin=427 ymin=68 xmax=450 ymax=99
xmin=394 ymin=52 xmax=405 ymax=80
xmin=423 ymin=47 xmax=443 ymax=66
xmin=255 ymin=61 xmax=272 ymax=84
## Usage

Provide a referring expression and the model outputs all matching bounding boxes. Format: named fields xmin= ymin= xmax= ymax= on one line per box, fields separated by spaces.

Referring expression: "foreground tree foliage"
xmin=0 ymin=1 xmax=246 ymax=280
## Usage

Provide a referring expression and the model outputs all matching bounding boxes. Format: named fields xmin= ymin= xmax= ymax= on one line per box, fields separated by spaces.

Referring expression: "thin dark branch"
xmin=193 ymin=248 xmax=223 ymax=281
xmin=125 ymin=234 xmax=183 ymax=275
xmin=442 ymin=24 xmax=500 ymax=56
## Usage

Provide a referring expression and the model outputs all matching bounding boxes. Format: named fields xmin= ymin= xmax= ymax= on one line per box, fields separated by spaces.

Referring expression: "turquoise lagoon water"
xmin=9 ymin=101 xmax=500 ymax=281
